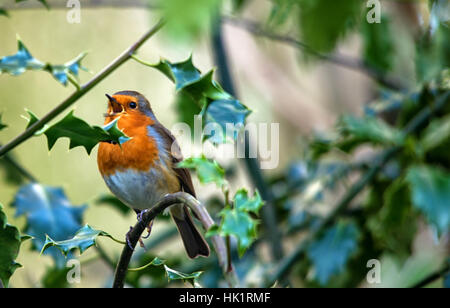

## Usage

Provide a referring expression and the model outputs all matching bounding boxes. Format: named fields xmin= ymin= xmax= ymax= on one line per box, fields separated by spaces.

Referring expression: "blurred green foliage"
xmin=0 ymin=0 xmax=449 ymax=288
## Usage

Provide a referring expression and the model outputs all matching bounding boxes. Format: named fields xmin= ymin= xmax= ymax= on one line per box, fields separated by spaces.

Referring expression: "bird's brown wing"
xmin=152 ymin=122 xmax=196 ymax=198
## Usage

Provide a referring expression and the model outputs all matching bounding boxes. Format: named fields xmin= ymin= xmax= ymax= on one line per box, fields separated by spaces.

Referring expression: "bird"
xmin=97 ymin=90 xmax=210 ymax=258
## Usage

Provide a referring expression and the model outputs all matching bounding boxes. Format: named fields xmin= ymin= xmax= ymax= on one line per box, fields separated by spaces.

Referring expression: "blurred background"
xmin=0 ymin=0 xmax=449 ymax=288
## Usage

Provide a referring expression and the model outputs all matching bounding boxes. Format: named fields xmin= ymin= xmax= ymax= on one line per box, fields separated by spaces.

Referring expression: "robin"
xmin=97 ymin=90 xmax=210 ymax=258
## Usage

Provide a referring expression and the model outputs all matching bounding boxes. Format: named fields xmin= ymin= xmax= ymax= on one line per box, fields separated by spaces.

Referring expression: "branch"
xmin=222 ymin=16 xmax=405 ymax=91
xmin=211 ymin=17 xmax=285 ymax=262
xmin=265 ymin=91 xmax=450 ymax=286
xmin=112 ymin=192 xmax=238 ymax=288
xmin=0 ymin=147 xmax=37 ymax=182
xmin=0 ymin=19 xmax=165 ymax=158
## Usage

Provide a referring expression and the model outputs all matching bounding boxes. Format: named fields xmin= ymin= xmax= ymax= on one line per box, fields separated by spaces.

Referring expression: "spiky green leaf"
xmin=41 ymin=224 xmax=117 ymax=256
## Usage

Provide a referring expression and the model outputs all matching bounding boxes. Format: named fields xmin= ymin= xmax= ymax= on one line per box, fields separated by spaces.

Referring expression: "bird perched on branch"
xmin=97 ymin=90 xmax=210 ymax=258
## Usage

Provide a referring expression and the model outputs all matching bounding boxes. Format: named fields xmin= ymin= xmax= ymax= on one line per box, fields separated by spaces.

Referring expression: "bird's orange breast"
xmin=97 ymin=111 xmax=157 ymax=176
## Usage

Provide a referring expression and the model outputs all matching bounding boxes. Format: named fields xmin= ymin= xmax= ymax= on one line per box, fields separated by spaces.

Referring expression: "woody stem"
xmin=0 ymin=19 xmax=165 ymax=158
xmin=112 ymin=192 xmax=238 ymax=288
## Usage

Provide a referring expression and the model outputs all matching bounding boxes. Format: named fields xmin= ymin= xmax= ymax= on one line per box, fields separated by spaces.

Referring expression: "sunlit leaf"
xmin=307 ymin=221 xmax=359 ymax=285
xmin=27 ymin=110 xmax=131 ymax=154
xmin=233 ymin=188 xmax=264 ymax=213
xmin=177 ymin=156 xmax=226 ymax=187
xmin=0 ymin=203 xmax=31 ymax=287
xmin=41 ymin=224 xmax=118 ymax=256
xmin=12 ymin=183 xmax=86 ymax=267
xmin=406 ymin=165 xmax=450 ymax=235
xmin=160 ymin=0 xmax=221 ymax=42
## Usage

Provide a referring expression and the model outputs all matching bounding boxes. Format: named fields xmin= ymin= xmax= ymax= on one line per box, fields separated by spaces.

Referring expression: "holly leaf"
xmin=233 ymin=189 xmax=264 ymax=214
xmin=151 ymin=56 xmax=202 ymax=90
xmin=337 ymin=114 xmax=404 ymax=151
xmin=137 ymin=56 xmax=251 ymax=143
xmin=216 ymin=207 xmax=259 ymax=257
xmin=0 ymin=37 xmax=87 ymax=86
xmin=163 ymin=264 xmax=203 ymax=286
xmin=406 ymin=165 xmax=450 ymax=235
xmin=177 ymin=156 xmax=226 ymax=187
xmin=420 ymin=114 xmax=450 ymax=151
xmin=41 ymin=224 xmax=118 ymax=256
xmin=367 ymin=179 xmax=417 ymax=259
xmin=130 ymin=257 xmax=203 ymax=287
xmin=12 ymin=183 xmax=86 ymax=267
xmin=0 ymin=203 xmax=31 ymax=287
xmin=203 ymin=99 xmax=251 ymax=144
xmin=27 ymin=110 xmax=131 ymax=154
xmin=307 ymin=221 xmax=359 ymax=285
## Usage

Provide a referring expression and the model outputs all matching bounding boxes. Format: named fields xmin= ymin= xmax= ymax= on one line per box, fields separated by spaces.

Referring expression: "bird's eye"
xmin=129 ymin=102 xmax=137 ymax=109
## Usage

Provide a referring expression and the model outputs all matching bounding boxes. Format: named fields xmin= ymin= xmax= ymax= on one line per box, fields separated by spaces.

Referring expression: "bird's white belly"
xmin=103 ymin=168 xmax=169 ymax=210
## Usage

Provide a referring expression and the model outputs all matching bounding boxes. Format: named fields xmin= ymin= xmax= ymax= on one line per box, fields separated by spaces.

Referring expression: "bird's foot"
xmin=137 ymin=209 xmax=148 ymax=222
xmin=141 ymin=220 xmax=154 ymax=239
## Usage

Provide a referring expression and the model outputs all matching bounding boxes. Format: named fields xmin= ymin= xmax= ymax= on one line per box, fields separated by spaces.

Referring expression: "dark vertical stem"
xmin=211 ymin=17 xmax=284 ymax=261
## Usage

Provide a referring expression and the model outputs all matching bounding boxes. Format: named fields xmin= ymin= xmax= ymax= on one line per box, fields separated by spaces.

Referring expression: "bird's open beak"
xmin=105 ymin=94 xmax=124 ymax=116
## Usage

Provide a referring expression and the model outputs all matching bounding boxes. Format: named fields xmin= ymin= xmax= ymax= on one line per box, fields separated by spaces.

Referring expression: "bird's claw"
xmin=141 ymin=220 xmax=154 ymax=239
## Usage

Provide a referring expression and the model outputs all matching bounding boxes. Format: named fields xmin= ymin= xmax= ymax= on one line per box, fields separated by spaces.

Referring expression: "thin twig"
xmin=265 ymin=91 xmax=450 ymax=286
xmin=112 ymin=192 xmax=238 ymax=288
xmin=0 ymin=19 xmax=165 ymax=158
xmin=410 ymin=263 xmax=450 ymax=288
xmin=0 ymin=148 xmax=37 ymax=182
xmin=222 ymin=16 xmax=405 ymax=91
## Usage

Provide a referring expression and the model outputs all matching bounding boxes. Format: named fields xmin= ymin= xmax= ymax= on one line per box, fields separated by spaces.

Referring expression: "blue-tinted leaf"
xmin=406 ymin=165 xmax=450 ymax=235
xmin=0 ymin=37 xmax=87 ymax=86
xmin=0 ymin=38 xmax=44 ymax=75
xmin=12 ymin=183 xmax=86 ymax=267
xmin=307 ymin=222 xmax=359 ymax=285
xmin=203 ymin=99 xmax=251 ymax=144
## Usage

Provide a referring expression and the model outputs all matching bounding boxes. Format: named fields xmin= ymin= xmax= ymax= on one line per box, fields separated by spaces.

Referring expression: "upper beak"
xmin=105 ymin=94 xmax=123 ymax=114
